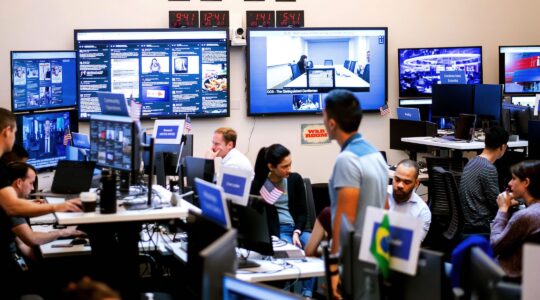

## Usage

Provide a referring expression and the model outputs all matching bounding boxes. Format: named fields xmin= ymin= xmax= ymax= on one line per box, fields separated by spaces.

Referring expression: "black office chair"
xmin=424 ymin=166 xmax=464 ymax=253
xmin=348 ymin=61 xmax=356 ymax=73
xmin=324 ymin=59 xmax=333 ymax=66
xmin=343 ymin=60 xmax=351 ymax=69
xmin=425 ymin=156 xmax=468 ymax=204
xmin=306 ymin=60 xmax=313 ymax=68
xmin=303 ymin=177 xmax=317 ymax=232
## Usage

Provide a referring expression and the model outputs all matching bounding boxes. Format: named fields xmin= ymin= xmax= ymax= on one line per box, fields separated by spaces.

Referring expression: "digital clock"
xmin=276 ymin=11 xmax=304 ymax=28
xmin=246 ymin=11 xmax=275 ymax=28
xmin=169 ymin=11 xmax=199 ymax=28
xmin=200 ymin=11 xmax=229 ymax=28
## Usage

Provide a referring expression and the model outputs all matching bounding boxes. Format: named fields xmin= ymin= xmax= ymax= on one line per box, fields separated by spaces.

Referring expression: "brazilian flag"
xmin=370 ymin=213 xmax=391 ymax=279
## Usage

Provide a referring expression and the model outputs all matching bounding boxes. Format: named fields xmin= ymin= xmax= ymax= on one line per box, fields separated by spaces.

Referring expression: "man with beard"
xmin=387 ymin=159 xmax=431 ymax=241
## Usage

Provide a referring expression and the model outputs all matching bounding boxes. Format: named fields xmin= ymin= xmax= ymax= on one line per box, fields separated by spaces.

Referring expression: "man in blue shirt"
xmin=323 ymin=90 xmax=387 ymax=299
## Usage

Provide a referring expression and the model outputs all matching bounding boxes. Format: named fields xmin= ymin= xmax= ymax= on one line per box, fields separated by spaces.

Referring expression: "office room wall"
xmin=0 ymin=0 xmax=539 ymax=183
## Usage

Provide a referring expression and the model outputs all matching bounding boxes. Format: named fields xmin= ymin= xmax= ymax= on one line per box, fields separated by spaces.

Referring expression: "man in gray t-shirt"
xmin=323 ymin=90 xmax=387 ymax=300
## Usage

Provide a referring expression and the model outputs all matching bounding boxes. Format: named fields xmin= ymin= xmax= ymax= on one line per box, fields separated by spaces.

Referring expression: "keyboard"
xmin=273 ymin=249 xmax=305 ymax=260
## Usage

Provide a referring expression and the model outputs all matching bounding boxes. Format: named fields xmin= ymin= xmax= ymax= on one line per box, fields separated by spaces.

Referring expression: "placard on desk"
xmin=169 ymin=11 xmax=199 ymax=28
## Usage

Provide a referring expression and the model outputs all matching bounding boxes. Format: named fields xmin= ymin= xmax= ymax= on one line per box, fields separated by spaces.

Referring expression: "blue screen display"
xmin=248 ymin=28 xmax=388 ymax=115
xmin=11 ymin=51 xmax=77 ymax=112
xmin=500 ymin=46 xmax=540 ymax=94
xmin=75 ymin=29 xmax=229 ymax=120
xmin=398 ymin=46 xmax=482 ymax=98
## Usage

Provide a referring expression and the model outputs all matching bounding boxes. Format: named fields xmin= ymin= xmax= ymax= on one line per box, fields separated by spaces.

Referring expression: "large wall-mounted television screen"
xmin=499 ymin=45 xmax=540 ymax=94
xmin=75 ymin=29 xmax=229 ymax=120
xmin=247 ymin=27 xmax=388 ymax=116
xmin=398 ymin=46 xmax=483 ymax=98
xmin=16 ymin=109 xmax=79 ymax=171
xmin=11 ymin=51 xmax=77 ymax=112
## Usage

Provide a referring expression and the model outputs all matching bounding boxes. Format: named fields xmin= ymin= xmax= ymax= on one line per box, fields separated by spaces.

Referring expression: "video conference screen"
xmin=16 ymin=110 xmax=78 ymax=171
xmin=499 ymin=45 xmax=540 ymax=94
xmin=89 ymin=115 xmax=134 ymax=172
xmin=247 ymin=27 xmax=388 ymax=116
xmin=11 ymin=51 xmax=77 ymax=112
xmin=398 ymin=46 xmax=483 ymax=98
xmin=75 ymin=29 xmax=229 ymax=120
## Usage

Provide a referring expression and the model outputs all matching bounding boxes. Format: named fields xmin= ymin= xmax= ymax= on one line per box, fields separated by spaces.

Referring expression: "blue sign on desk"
xmin=221 ymin=173 xmax=247 ymax=198
xmin=195 ymin=179 xmax=230 ymax=228
xmin=156 ymin=125 xmax=179 ymax=140
xmin=440 ymin=71 xmax=466 ymax=84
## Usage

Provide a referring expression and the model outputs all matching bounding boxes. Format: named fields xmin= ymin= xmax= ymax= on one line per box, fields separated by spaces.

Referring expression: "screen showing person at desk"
xmin=247 ymin=27 xmax=387 ymax=115
xmin=89 ymin=115 xmax=135 ymax=172
xmin=75 ymin=29 xmax=229 ymax=120
xmin=11 ymin=51 xmax=77 ymax=112
xmin=16 ymin=109 xmax=78 ymax=171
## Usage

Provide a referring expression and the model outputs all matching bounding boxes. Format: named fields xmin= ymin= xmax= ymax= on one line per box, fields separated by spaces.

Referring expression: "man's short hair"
xmin=396 ymin=159 xmax=419 ymax=179
xmin=215 ymin=127 xmax=237 ymax=147
xmin=0 ymin=108 xmax=16 ymax=131
xmin=6 ymin=162 xmax=36 ymax=185
xmin=324 ymin=89 xmax=363 ymax=133
xmin=484 ymin=126 xmax=509 ymax=150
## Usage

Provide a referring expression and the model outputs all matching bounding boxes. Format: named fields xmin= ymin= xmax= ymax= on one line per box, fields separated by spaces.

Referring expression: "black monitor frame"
xmin=389 ymin=119 xmax=438 ymax=156
xmin=431 ymin=84 xmax=475 ymax=119
xmin=528 ymin=120 xmax=540 ymax=159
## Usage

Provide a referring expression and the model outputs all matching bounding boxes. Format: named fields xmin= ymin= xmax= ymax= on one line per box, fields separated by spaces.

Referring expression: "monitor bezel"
xmin=398 ymin=45 xmax=484 ymax=98
xmin=15 ymin=108 xmax=79 ymax=172
xmin=498 ymin=45 xmax=540 ymax=95
xmin=74 ymin=28 xmax=231 ymax=121
xmin=11 ymin=50 xmax=78 ymax=113
xmin=246 ymin=27 xmax=388 ymax=116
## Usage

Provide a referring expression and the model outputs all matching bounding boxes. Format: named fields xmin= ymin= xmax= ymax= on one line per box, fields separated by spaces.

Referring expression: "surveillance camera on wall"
xmin=230 ymin=12 xmax=246 ymax=47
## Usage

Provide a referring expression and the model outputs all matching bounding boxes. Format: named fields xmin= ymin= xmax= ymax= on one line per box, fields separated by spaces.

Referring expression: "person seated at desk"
xmin=491 ymin=160 xmax=540 ymax=278
xmin=461 ymin=126 xmax=509 ymax=233
xmin=387 ymin=159 xmax=431 ymax=241
xmin=206 ymin=127 xmax=253 ymax=176
xmin=7 ymin=162 xmax=83 ymax=261
xmin=305 ymin=207 xmax=331 ymax=257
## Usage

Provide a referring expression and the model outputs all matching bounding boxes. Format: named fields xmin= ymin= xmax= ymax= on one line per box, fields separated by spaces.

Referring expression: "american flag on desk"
xmin=379 ymin=104 xmax=390 ymax=116
xmin=184 ymin=114 xmax=192 ymax=133
xmin=259 ymin=179 xmax=283 ymax=205
xmin=63 ymin=127 xmax=72 ymax=146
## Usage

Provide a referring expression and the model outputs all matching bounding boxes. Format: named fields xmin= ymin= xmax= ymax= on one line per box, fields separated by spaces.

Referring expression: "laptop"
xmin=32 ymin=160 xmax=96 ymax=198
xmin=397 ymin=107 xmax=421 ymax=121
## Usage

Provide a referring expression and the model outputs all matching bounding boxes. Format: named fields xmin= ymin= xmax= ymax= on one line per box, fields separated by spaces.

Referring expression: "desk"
xmin=284 ymin=66 xmax=369 ymax=89
xmin=401 ymin=137 xmax=528 ymax=151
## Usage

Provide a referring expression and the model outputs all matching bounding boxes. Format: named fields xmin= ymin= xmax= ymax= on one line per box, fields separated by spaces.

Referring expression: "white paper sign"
xmin=152 ymin=119 xmax=185 ymax=145
xmin=359 ymin=206 xmax=423 ymax=276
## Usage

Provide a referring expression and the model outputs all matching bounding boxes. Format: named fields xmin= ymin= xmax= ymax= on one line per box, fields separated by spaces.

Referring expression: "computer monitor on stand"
xmin=389 ymin=119 xmax=438 ymax=160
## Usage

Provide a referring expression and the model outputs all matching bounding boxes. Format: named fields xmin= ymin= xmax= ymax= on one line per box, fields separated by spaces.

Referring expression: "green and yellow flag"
xmin=370 ymin=213 xmax=391 ymax=279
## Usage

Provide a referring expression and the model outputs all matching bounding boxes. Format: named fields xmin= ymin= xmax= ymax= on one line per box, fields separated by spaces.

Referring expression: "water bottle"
xmin=440 ymin=117 xmax=446 ymax=129
xmin=100 ymin=169 xmax=117 ymax=214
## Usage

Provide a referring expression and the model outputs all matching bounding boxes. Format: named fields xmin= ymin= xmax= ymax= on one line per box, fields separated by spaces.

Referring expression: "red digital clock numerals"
xmin=200 ymin=11 xmax=229 ymax=28
xmin=169 ymin=11 xmax=199 ymax=28
xmin=246 ymin=11 xmax=275 ymax=28
xmin=276 ymin=11 xmax=304 ymax=28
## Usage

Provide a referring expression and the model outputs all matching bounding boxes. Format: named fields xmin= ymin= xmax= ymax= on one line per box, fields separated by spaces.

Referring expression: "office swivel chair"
xmin=343 ymin=60 xmax=351 ymax=69
xmin=303 ymin=177 xmax=316 ymax=232
xmin=348 ymin=61 xmax=356 ymax=73
xmin=290 ymin=63 xmax=301 ymax=80
xmin=323 ymin=59 xmax=333 ymax=66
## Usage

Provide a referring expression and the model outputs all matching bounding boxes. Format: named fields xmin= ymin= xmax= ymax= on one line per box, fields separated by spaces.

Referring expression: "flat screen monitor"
xmin=474 ymin=84 xmax=502 ymax=121
xmin=499 ymin=45 xmax=540 ymax=94
xmin=431 ymin=84 xmax=475 ymax=118
xmin=11 ymin=51 xmax=77 ymax=112
xmin=16 ymin=109 xmax=79 ymax=171
xmin=529 ymin=120 xmax=540 ymax=159
xmin=247 ymin=27 xmax=388 ymax=115
xmin=195 ymin=178 xmax=231 ymax=228
xmin=398 ymin=46 xmax=482 ymax=98
xmin=222 ymin=275 xmax=302 ymax=300
xmin=89 ymin=115 xmax=136 ymax=172
xmin=468 ymin=247 xmax=506 ymax=299
xmin=75 ymin=28 xmax=230 ymax=120
xmin=200 ymin=229 xmax=237 ymax=300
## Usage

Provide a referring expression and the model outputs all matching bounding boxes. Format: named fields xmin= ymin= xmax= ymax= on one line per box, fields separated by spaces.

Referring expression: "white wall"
xmin=1 ymin=0 xmax=539 ymax=183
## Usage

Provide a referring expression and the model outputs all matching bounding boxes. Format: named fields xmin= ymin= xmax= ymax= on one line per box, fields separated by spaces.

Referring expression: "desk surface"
xmin=55 ymin=205 xmax=189 ymax=225
xmin=402 ymin=136 xmax=528 ymax=150
xmin=284 ymin=65 xmax=369 ymax=89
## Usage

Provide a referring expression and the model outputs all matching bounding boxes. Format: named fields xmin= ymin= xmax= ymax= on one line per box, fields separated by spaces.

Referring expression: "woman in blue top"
xmin=251 ymin=144 xmax=311 ymax=248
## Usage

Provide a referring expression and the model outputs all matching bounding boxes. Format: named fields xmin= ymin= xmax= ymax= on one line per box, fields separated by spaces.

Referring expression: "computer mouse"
xmin=70 ymin=237 xmax=88 ymax=246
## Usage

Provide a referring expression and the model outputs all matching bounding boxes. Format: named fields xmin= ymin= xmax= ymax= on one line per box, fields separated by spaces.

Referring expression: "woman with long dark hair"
xmin=491 ymin=160 xmax=540 ymax=277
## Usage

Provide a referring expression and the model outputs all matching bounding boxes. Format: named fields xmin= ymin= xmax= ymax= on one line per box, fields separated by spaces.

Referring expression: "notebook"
xmin=397 ymin=107 xmax=421 ymax=121
xmin=32 ymin=160 xmax=96 ymax=198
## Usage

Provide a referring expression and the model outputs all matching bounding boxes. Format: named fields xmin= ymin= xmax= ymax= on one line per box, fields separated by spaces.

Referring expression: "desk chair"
xmin=303 ymin=178 xmax=316 ymax=232
xmin=321 ymin=241 xmax=339 ymax=300
xmin=425 ymin=156 xmax=467 ymax=204
xmin=348 ymin=61 xmax=356 ymax=73
xmin=306 ymin=60 xmax=313 ymax=68
xmin=343 ymin=60 xmax=351 ymax=69
xmin=290 ymin=63 xmax=301 ymax=79
xmin=324 ymin=59 xmax=333 ymax=66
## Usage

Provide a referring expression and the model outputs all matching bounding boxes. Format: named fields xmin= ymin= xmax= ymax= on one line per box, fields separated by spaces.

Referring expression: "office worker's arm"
xmin=0 ymin=186 xmax=82 ymax=217
xmin=12 ymin=223 xmax=82 ymax=247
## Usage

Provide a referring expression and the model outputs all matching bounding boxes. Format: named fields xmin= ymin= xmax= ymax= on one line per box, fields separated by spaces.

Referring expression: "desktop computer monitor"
xmin=339 ymin=215 xmax=356 ymax=299
xmin=431 ymin=84 xmax=475 ymax=119
xmin=528 ymin=120 xmax=540 ymax=159
xmin=200 ymin=229 xmax=238 ymax=300
xmin=16 ymin=109 xmax=79 ymax=172
xmin=474 ymin=84 xmax=502 ymax=122
xmin=195 ymin=179 xmax=231 ymax=228
xmin=454 ymin=113 xmax=477 ymax=141
xmin=89 ymin=115 xmax=137 ymax=172
xmin=183 ymin=156 xmax=215 ymax=190
xmin=389 ymin=119 xmax=438 ymax=153
xmin=229 ymin=197 xmax=274 ymax=267
xmin=467 ymin=247 xmax=506 ymax=299
xmin=217 ymin=165 xmax=252 ymax=206
xmin=222 ymin=275 xmax=302 ymax=300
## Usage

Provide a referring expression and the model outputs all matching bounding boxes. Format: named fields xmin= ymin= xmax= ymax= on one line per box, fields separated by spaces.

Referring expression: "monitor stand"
xmin=237 ymin=256 xmax=260 ymax=269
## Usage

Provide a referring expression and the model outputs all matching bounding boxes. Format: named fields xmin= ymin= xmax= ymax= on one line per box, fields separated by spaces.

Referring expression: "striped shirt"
xmin=459 ymin=156 xmax=500 ymax=231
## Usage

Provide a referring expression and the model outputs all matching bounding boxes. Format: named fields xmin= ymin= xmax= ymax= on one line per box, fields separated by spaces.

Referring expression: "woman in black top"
xmin=297 ymin=55 xmax=307 ymax=74
xmin=251 ymin=144 xmax=310 ymax=248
